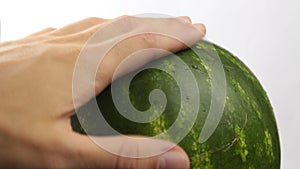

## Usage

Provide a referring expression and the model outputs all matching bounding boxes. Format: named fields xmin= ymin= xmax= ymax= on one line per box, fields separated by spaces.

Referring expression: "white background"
xmin=1 ymin=0 xmax=299 ymax=168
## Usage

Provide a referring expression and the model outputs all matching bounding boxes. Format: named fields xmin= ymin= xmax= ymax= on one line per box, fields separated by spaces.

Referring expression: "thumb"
xmin=67 ymin=133 xmax=190 ymax=169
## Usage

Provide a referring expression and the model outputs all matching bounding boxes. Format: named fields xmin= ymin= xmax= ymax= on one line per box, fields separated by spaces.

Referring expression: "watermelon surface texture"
xmin=71 ymin=40 xmax=280 ymax=169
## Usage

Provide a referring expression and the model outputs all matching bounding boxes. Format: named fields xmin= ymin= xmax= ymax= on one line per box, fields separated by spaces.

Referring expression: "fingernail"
xmin=194 ymin=23 xmax=207 ymax=35
xmin=158 ymin=151 xmax=189 ymax=169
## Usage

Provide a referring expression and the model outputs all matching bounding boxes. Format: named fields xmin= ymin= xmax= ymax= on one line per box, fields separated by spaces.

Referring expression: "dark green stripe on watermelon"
xmin=71 ymin=40 xmax=280 ymax=169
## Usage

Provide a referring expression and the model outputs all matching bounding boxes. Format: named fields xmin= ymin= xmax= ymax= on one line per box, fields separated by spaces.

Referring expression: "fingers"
xmin=64 ymin=133 xmax=189 ymax=169
xmin=50 ymin=17 xmax=108 ymax=36
xmin=177 ymin=16 xmax=206 ymax=34
xmin=72 ymin=16 xmax=205 ymax=107
xmin=71 ymin=15 xmax=206 ymax=109
xmin=92 ymin=16 xmax=206 ymax=92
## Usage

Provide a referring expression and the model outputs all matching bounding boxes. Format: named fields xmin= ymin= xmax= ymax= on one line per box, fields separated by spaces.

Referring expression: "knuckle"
xmin=84 ymin=17 xmax=105 ymax=23
xmin=177 ymin=41 xmax=187 ymax=50
xmin=113 ymin=138 xmax=159 ymax=169
xmin=113 ymin=15 xmax=142 ymax=32
xmin=115 ymin=156 xmax=138 ymax=169
xmin=117 ymin=15 xmax=131 ymax=19
xmin=115 ymin=140 xmax=140 ymax=168
xmin=115 ymin=153 xmax=158 ymax=169
xmin=116 ymin=15 xmax=135 ymax=27
xmin=115 ymin=15 xmax=134 ymax=22
xmin=138 ymin=32 xmax=158 ymax=47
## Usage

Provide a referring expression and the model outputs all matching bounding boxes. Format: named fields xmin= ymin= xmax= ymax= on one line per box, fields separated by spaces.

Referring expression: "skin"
xmin=0 ymin=16 xmax=206 ymax=169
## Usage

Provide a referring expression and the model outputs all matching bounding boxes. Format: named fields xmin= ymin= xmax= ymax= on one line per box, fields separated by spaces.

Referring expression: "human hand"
xmin=0 ymin=16 xmax=205 ymax=168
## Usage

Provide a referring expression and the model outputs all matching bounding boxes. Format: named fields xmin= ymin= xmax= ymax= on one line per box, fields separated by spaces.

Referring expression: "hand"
xmin=0 ymin=16 xmax=205 ymax=168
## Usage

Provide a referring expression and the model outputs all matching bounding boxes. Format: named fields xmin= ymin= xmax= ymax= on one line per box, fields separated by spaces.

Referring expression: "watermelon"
xmin=71 ymin=40 xmax=280 ymax=169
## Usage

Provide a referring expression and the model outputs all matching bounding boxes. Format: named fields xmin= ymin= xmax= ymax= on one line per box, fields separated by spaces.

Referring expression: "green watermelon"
xmin=71 ymin=40 xmax=280 ymax=169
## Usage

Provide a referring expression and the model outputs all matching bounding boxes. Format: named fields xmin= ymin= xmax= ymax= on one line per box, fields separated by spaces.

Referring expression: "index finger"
xmin=72 ymin=15 xmax=205 ymax=114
